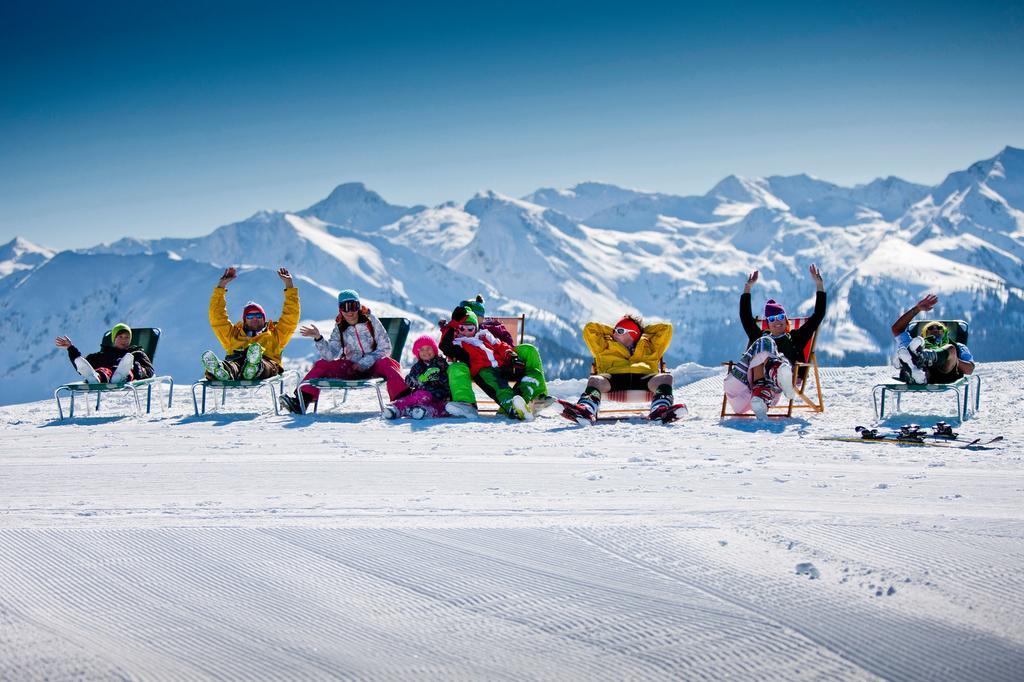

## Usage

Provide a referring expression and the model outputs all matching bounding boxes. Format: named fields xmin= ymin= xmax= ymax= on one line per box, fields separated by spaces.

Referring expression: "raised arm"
xmin=891 ymin=294 xmax=937 ymax=337
xmin=739 ymin=270 xmax=761 ymax=340
xmin=274 ymin=268 xmax=300 ymax=345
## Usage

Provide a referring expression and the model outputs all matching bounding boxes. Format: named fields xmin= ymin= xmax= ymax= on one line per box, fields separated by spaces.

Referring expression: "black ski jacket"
xmin=740 ymin=291 xmax=827 ymax=364
xmin=66 ymin=344 xmax=155 ymax=380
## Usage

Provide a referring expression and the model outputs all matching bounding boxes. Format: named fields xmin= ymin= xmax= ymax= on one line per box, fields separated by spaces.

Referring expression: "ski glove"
xmin=417 ymin=366 xmax=442 ymax=384
xmin=355 ymin=356 xmax=377 ymax=371
xmin=503 ymin=352 xmax=526 ymax=380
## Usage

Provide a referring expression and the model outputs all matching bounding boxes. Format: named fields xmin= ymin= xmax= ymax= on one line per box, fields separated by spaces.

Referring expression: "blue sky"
xmin=2 ymin=1 xmax=1022 ymax=249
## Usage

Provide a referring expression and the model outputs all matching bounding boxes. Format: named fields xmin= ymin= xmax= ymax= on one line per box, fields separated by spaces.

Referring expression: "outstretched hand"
xmin=299 ymin=324 xmax=321 ymax=339
xmin=916 ymin=294 xmax=939 ymax=312
xmin=55 ymin=336 xmax=72 ymax=348
xmin=809 ymin=263 xmax=824 ymax=290
xmin=217 ymin=267 xmax=237 ymax=288
xmin=277 ymin=267 xmax=294 ymax=288
xmin=743 ymin=270 xmax=759 ymax=294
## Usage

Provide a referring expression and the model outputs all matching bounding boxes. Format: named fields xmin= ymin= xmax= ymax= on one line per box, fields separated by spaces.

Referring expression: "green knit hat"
xmin=109 ymin=323 xmax=132 ymax=344
xmin=461 ymin=311 xmax=479 ymax=328
xmin=459 ymin=295 xmax=485 ymax=317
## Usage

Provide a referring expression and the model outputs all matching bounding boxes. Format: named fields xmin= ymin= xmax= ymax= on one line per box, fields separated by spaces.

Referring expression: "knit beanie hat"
xmin=109 ymin=323 xmax=132 ymax=344
xmin=461 ymin=311 xmax=479 ymax=328
xmin=243 ymin=301 xmax=266 ymax=318
xmin=763 ymin=299 xmax=786 ymax=318
xmin=337 ymin=289 xmax=360 ymax=305
xmin=614 ymin=317 xmax=641 ymax=339
xmin=412 ymin=335 xmax=439 ymax=355
xmin=459 ymin=295 xmax=486 ymax=317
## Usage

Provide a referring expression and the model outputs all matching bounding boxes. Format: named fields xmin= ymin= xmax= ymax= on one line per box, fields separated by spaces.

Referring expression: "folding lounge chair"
xmin=191 ymin=370 xmax=300 ymax=416
xmin=872 ymin=319 xmax=980 ymax=422
xmin=297 ymin=317 xmax=411 ymax=415
xmin=54 ymin=327 xmax=175 ymax=419
xmin=720 ymin=316 xmax=825 ymax=418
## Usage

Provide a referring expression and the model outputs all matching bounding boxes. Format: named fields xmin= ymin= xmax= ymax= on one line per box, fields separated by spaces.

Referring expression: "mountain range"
xmin=2 ymin=146 xmax=1022 ymax=405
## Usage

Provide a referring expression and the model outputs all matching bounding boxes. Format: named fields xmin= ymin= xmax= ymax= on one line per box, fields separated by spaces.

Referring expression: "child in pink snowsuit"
xmin=384 ymin=335 xmax=451 ymax=419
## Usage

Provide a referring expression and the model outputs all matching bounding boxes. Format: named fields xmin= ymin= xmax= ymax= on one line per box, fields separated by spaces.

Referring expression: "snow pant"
xmin=299 ymin=357 xmax=406 ymax=402
xmin=475 ymin=344 xmax=547 ymax=414
xmin=391 ymin=389 xmax=449 ymax=418
xmin=209 ymin=357 xmax=282 ymax=381
xmin=724 ymin=336 xmax=788 ymax=414
xmin=447 ymin=362 xmax=478 ymax=404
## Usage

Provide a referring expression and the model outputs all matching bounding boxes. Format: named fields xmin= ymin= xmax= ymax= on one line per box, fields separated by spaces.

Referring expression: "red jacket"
xmin=450 ymin=329 xmax=516 ymax=377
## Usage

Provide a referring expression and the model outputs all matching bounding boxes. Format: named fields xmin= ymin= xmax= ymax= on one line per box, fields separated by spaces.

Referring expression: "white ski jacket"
xmin=315 ymin=313 xmax=392 ymax=369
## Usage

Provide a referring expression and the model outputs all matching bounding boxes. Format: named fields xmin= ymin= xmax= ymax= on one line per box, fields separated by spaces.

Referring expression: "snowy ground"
xmin=1 ymin=363 xmax=1022 ymax=680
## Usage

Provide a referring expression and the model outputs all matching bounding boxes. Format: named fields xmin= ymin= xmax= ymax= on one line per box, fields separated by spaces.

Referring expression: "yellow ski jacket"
xmin=208 ymin=286 xmax=300 ymax=365
xmin=583 ymin=322 xmax=672 ymax=375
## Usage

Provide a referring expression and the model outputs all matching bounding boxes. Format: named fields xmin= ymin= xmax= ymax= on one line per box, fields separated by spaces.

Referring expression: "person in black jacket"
xmin=55 ymin=323 xmax=155 ymax=385
xmin=724 ymin=264 xmax=827 ymax=419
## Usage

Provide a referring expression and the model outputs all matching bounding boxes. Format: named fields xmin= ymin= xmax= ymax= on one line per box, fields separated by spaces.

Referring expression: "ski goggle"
xmin=458 ymin=324 xmax=478 ymax=333
xmin=338 ymin=300 xmax=360 ymax=312
xmin=613 ymin=326 xmax=639 ymax=337
xmin=244 ymin=312 xmax=265 ymax=320
xmin=765 ymin=313 xmax=787 ymax=323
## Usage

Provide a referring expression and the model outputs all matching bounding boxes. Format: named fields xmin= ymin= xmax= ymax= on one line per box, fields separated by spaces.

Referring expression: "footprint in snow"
xmin=795 ymin=562 xmax=820 ymax=579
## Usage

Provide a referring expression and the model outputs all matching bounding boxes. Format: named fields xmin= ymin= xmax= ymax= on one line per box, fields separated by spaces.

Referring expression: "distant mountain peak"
xmin=300 ymin=182 xmax=422 ymax=231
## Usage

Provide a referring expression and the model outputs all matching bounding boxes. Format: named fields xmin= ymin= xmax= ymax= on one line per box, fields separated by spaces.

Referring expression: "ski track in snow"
xmin=0 ymin=363 xmax=1022 ymax=680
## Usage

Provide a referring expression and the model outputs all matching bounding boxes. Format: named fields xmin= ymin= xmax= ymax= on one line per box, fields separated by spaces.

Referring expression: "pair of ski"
xmin=823 ymin=423 xmax=1004 ymax=449
xmin=557 ymin=399 xmax=688 ymax=425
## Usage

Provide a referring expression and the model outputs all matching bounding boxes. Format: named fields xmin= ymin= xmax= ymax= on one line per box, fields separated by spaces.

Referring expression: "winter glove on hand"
xmin=417 ymin=366 xmax=441 ymax=384
xmin=356 ymin=356 xmax=376 ymax=372
xmin=505 ymin=352 xmax=526 ymax=379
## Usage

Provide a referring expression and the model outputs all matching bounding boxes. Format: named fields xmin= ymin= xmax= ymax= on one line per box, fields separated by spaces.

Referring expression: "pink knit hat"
xmin=412 ymin=335 xmax=439 ymax=355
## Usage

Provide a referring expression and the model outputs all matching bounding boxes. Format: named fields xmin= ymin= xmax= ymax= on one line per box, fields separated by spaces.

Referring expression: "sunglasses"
xmin=765 ymin=313 xmax=787 ymax=323
xmin=244 ymin=312 xmax=265 ymax=320
xmin=339 ymin=300 xmax=360 ymax=312
xmin=613 ymin=326 xmax=638 ymax=337
xmin=458 ymin=324 xmax=478 ymax=333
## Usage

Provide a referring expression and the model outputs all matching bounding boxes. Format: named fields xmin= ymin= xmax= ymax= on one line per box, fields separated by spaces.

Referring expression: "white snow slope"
xmin=1 ymin=363 xmax=1021 ymax=680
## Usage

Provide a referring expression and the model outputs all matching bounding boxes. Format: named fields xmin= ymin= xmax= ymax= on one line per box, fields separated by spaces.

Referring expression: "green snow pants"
xmin=475 ymin=344 xmax=548 ymax=413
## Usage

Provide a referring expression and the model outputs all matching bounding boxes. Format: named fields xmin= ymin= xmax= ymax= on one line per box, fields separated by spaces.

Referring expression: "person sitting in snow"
xmin=280 ymin=289 xmax=405 ymax=414
xmin=439 ymin=307 xmax=547 ymax=421
xmin=890 ymin=294 xmax=975 ymax=385
xmin=566 ymin=314 xmax=676 ymax=421
xmin=203 ymin=266 xmax=300 ymax=381
xmin=55 ymin=323 xmax=155 ymax=385
xmin=382 ymin=335 xmax=451 ymax=420
xmin=440 ymin=295 xmax=551 ymax=418
xmin=723 ymin=264 xmax=827 ymax=419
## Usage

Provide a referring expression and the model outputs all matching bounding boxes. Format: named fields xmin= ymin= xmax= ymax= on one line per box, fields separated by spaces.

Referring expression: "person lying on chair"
xmin=567 ymin=314 xmax=675 ymax=422
xmin=890 ymin=294 xmax=975 ymax=385
xmin=724 ymin=264 xmax=827 ymax=419
xmin=55 ymin=323 xmax=154 ymax=385
xmin=202 ymin=266 xmax=300 ymax=381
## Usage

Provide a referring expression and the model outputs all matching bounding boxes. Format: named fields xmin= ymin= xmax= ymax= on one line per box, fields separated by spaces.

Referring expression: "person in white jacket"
xmin=280 ymin=289 xmax=406 ymax=414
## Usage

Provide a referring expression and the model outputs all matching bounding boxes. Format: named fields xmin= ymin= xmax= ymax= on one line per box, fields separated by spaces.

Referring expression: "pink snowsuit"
xmin=299 ymin=312 xmax=406 ymax=403
xmin=390 ymin=388 xmax=449 ymax=418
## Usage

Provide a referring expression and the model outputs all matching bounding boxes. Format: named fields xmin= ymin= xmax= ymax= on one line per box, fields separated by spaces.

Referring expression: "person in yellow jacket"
xmin=568 ymin=315 xmax=675 ymax=421
xmin=202 ymin=266 xmax=300 ymax=381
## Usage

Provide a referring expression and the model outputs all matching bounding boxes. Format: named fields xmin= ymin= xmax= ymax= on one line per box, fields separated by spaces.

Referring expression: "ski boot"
xmin=382 ymin=404 xmax=399 ymax=420
xmin=445 ymin=401 xmax=479 ymax=419
xmin=507 ymin=395 xmax=533 ymax=421
xmin=933 ymin=422 xmax=957 ymax=439
xmin=74 ymin=356 xmax=102 ymax=384
xmin=408 ymin=406 xmax=429 ymax=420
xmin=201 ymin=350 xmax=232 ymax=381
xmin=242 ymin=343 xmax=264 ymax=380
xmin=750 ymin=382 xmax=774 ymax=420
xmin=109 ymin=353 xmax=135 ymax=385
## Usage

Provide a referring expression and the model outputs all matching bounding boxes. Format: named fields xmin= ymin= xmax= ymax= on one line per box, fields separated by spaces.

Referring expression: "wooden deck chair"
xmin=586 ymin=359 xmax=670 ymax=418
xmin=54 ymin=327 xmax=175 ymax=419
xmin=872 ymin=320 xmax=980 ymax=422
xmin=474 ymin=315 xmax=529 ymax=414
xmin=297 ymin=317 xmax=411 ymax=414
xmin=720 ymin=317 xmax=825 ymax=418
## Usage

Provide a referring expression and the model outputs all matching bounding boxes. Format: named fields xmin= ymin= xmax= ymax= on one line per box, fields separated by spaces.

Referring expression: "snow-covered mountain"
xmin=0 ymin=237 xmax=54 ymax=279
xmin=2 ymin=146 xmax=1023 ymax=405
